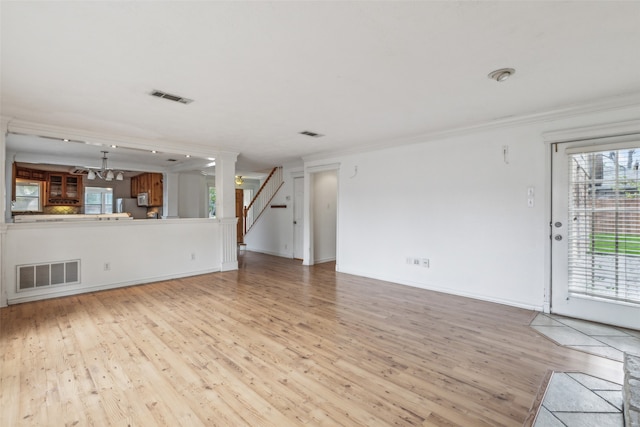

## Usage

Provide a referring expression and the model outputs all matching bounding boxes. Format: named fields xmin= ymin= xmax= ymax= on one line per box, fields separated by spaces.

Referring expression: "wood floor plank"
xmin=0 ymin=251 xmax=627 ymax=426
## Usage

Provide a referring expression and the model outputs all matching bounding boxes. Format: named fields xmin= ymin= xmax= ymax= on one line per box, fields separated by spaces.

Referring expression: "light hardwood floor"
xmin=0 ymin=252 xmax=622 ymax=426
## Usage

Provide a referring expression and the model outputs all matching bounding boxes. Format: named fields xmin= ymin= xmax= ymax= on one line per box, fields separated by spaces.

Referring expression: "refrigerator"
xmin=115 ymin=198 xmax=148 ymax=219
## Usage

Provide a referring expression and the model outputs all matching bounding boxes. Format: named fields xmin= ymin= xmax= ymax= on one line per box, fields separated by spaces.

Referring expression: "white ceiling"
xmin=2 ymin=1 xmax=640 ymax=174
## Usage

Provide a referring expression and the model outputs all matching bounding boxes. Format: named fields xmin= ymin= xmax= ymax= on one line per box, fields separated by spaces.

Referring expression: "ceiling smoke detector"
xmin=488 ymin=68 xmax=515 ymax=82
xmin=150 ymin=90 xmax=194 ymax=104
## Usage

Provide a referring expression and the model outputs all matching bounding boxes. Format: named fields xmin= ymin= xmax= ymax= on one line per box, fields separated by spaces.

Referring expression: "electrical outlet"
xmin=406 ymin=257 xmax=413 ymax=265
xmin=104 ymin=262 xmax=111 ymax=271
xmin=413 ymin=258 xmax=420 ymax=265
xmin=421 ymin=258 xmax=430 ymax=268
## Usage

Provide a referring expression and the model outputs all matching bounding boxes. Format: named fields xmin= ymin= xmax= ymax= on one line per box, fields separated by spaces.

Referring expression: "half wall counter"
xmin=3 ymin=218 xmax=230 ymax=305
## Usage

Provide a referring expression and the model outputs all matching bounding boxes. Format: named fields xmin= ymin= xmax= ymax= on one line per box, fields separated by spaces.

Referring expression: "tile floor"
xmin=531 ymin=314 xmax=640 ymax=427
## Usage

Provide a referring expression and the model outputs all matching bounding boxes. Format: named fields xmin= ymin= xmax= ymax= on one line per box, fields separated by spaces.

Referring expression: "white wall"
xmin=247 ymin=103 xmax=640 ymax=311
xmin=312 ymin=169 xmax=337 ymax=263
xmin=3 ymin=219 xmax=221 ymax=305
xmin=332 ymin=124 xmax=547 ymax=309
xmin=178 ymin=172 xmax=208 ymax=218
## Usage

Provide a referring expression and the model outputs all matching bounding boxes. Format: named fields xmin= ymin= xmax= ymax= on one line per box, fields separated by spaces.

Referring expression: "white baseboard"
xmin=7 ymin=268 xmax=220 ymax=305
xmin=336 ymin=266 xmax=544 ymax=312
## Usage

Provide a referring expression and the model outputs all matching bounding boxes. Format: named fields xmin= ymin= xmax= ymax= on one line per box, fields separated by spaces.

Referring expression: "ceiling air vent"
xmin=150 ymin=90 xmax=193 ymax=105
xmin=299 ymin=130 xmax=324 ymax=138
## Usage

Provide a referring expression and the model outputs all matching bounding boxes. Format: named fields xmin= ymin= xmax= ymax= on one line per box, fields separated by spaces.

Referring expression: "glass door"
xmin=551 ymin=137 xmax=640 ymax=329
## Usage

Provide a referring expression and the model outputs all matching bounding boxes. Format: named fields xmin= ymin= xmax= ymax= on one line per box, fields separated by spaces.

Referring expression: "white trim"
xmin=563 ymin=135 xmax=640 ymax=154
xmin=542 ymin=119 xmax=640 ymax=144
xmin=314 ymin=256 xmax=336 ymax=264
xmin=337 ymin=267 xmax=544 ymax=312
xmin=244 ymin=247 xmax=292 ymax=259
xmin=305 ymin=163 xmax=341 ymax=173
xmin=303 ymin=163 xmax=341 ymax=266
xmin=3 ymin=117 xmax=238 ymax=161
xmin=304 ymin=92 xmax=640 ymax=163
xmin=7 ymin=268 xmax=220 ymax=305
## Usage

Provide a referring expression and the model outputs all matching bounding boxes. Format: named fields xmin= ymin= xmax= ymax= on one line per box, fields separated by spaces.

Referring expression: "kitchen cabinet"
xmin=46 ymin=173 xmax=83 ymax=206
xmin=130 ymin=172 xmax=163 ymax=206
xmin=15 ymin=166 xmax=47 ymax=181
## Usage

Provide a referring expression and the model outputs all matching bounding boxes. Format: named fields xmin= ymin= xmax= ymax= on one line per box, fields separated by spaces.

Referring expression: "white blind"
xmin=568 ymin=148 xmax=640 ymax=304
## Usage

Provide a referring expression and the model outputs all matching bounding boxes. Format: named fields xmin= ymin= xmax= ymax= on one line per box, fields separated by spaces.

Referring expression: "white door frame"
xmin=302 ymin=163 xmax=340 ymax=267
xmin=544 ymin=119 xmax=640 ymax=328
xmin=292 ymin=174 xmax=304 ymax=260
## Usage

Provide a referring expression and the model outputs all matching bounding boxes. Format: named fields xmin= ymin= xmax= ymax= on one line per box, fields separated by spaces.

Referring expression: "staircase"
xmin=242 ymin=166 xmax=284 ymax=238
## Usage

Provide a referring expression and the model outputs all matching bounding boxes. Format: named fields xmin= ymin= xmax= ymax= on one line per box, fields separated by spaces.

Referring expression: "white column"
xmin=215 ymin=151 xmax=237 ymax=219
xmin=163 ymin=172 xmax=179 ymax=219
xmin=215 ymin=151 xmax=239 ymax=271
xmin=1 ymin=118 xmax=8 ymax=307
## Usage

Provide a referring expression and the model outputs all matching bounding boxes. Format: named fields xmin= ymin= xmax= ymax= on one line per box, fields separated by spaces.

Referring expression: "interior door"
xmin=293 ymin=177 xmax=304 ymax=259
xmin=236 ymin=188 xmax=244 ymax=244
xmin=551 ymin=137 xmax=640 ymax=329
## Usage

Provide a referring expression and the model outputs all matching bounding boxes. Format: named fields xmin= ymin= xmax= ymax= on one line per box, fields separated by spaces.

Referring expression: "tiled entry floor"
xmin=531 ymin=314 xmax=640 ymax=427
xmin=531 ymin=314 xmax=640 ymax=361
xmin=534 ymin=372 xmax=623 ymax=427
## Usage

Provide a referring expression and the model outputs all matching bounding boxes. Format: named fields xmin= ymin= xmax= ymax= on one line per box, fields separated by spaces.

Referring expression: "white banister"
xmin=243 ymin=167 xmax=284 ymax=236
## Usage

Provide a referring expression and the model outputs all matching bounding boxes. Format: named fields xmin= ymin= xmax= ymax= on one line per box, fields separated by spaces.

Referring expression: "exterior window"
xmin=209 ymin=187 xmax=216 ymax=218
xmin=12 ymin=179 xmax=43 ymax=212
xmin=84 ymin=187 xmax=113 ymax=214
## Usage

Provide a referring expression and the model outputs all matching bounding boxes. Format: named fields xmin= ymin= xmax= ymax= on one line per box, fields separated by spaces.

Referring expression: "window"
xmin=208 ymin=186 xmax=216 ymax=218
xmin=84 ymin=187 xmax=113 ymax=214
xmin=12 ymin=179 xmax=43 ymax=212
xmin=568 ymin=148 xmax=640 ymax=304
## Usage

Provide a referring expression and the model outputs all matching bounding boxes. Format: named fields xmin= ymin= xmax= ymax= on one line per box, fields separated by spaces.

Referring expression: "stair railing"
xmin=243 ymin=167 xmax=284 ymax=236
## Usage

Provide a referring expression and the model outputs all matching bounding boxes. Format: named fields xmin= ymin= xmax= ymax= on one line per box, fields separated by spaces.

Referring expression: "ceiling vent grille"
xmin=299 ymin=130 xmax=324 ymax=138
xmin=150 ymin=90 xmax=193 ymax=104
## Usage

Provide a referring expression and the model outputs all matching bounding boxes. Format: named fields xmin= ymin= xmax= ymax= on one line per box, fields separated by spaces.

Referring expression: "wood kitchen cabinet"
xmin=46 ymin=173 xmax=83 ymax=206
xmin=130 ymin=172 xmax=163 ymax=206
xmin=15 ymin=166 xmax=47 ymax=181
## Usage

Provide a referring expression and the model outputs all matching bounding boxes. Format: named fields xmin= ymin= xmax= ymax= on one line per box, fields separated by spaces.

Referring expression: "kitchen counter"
xmin=13 ymin=213 xmax=134 ymax=223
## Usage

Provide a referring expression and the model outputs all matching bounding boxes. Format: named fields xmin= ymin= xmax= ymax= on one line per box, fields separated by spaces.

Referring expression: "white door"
xmin=293 ymin=177 xmax=304 ymax=259
xmin=551 ymin=137 xmax=640 ymax=329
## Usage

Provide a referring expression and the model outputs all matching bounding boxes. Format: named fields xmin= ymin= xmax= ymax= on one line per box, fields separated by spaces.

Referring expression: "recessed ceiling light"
xmin=111 ymin=145 xmax=117 ymax=148
xmin=488 ymin=68 xmax=515 ymax=82
xmin=63 ymin=138 xmax=70 ymax=142
xmin=151 ymin=150 xmax=157 ymax=154
xmin=185 ymin=154 xmax=191 ymax=158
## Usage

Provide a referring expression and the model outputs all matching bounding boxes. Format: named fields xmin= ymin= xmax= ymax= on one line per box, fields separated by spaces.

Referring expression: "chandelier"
xmin=87 ymin=151 xmax=123 ymax=181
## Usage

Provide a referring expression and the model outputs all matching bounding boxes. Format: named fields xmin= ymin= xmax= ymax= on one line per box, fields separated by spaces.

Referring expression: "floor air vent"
xmin=17 ymin=260 xmax=80 ymax=291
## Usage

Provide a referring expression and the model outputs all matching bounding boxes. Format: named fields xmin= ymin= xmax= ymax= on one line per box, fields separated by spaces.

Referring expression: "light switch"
xmin=527 ymin=186 xmax=535 ymax=197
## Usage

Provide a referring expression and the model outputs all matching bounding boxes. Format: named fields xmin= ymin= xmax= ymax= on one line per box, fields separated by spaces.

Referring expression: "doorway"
xmin=236 ymin=188 xmax=244 ymax=243
xmin=293 ymin=176 xmax=304 ymax=259
xmin=551 ymin=137 xmax=640 ymax=329
xmin=310 ymin=169 xmax=338 ymax=264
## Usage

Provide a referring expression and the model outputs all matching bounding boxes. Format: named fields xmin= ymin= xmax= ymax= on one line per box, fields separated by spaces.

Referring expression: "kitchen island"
xmin=2 ymin=217 xmax=238 ymax=305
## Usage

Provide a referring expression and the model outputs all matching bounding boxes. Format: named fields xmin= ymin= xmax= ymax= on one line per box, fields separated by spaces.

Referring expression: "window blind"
xmin=568 ymin=148 xmax=640 ymax=304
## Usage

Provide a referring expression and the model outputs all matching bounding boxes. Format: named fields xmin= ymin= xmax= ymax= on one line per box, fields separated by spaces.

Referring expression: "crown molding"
xmin=303 ymin=91 xmax=640 ymax=163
